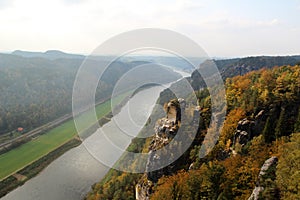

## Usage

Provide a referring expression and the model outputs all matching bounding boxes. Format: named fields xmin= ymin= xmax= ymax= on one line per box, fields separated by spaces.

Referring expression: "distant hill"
xmin=120 ymin=56 xmax=201 ymax=73
xmin=11 ymin=50 xmax=85 ymax=60
xmin=215 ymin=55 xmax=300 ymax=78
xmin=0 ymin=53 xmax=181 ymax=135
xmin=191 ymin=55 xmax=300 ymax=90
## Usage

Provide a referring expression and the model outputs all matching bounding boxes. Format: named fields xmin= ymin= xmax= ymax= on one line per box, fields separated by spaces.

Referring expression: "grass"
xmin=0 ymin=92 xmax=129 ymax=180
xmin=0 ymin=139 xmax=81 ymax=198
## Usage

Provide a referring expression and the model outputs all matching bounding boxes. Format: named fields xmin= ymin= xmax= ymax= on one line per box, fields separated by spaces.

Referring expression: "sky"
xmin=0 ymin=0 xmax=300 ymax=57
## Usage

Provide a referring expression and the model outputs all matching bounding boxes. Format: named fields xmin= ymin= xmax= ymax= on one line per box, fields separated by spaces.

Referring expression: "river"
xmin=2 ymin=70 xmax=190 ymax=200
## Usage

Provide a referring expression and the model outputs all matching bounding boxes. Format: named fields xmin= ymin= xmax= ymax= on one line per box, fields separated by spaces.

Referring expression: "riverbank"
xmin=0 ymin=96 xmax=114 ymax=153
xmin=0 ymin=138 xmax=81 ymax=197
xmin=0 ymin=93 xmax=130 ymax=180
xmin=1 ymin=84 xmax=172 ymax=200
xmin=0 ymin=91 xmax=133 ymax=198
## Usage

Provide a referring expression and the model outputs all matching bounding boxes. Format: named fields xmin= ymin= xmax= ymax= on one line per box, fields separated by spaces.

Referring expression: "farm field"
xmin=0 ymin=93 xmax=128 ymax=180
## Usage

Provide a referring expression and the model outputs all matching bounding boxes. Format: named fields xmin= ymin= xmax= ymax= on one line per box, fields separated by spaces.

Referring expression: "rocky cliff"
xmin=136 ymin=99 xmax=185 ymax=200
xmin=233 ymin=110 xmax=266 ymax=149
xmin=248 ymin=156 xmax=278 ymax=200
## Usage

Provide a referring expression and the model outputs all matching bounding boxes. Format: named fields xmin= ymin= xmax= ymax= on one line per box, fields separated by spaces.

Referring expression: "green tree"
xmin=294 ymin=108 xmax=300 ymax=133
xmin=263 ymin=117 xmax=274 ymax=143
xmin=275 ymin=107 xmax=286 ymax=138
xmin=276 ymin=133 xmax=300 ymax=199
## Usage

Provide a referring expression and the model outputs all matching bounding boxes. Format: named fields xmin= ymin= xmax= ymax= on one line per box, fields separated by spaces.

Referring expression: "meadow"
xmin=0 ymin=93 xmax=128 ymax=180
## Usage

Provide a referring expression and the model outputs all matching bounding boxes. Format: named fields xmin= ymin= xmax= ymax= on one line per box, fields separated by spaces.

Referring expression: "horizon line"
xmin=1 ymin=49 xmax=300 ymax=60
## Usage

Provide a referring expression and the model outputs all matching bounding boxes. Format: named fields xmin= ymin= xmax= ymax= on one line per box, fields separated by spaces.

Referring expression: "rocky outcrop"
xmin=136 ymin=99 xmax=184 ymax=200
xmin=165 ymin=99 xmax=182 ymax=124
xmin=136 ymin=175 xmax=152 ymax=200
xmin=234 ymin=118 xmax=255 ymax=146
xmin=248 ymin=156 xmax=278 ymax=200
xmin=233 ymin=110 xmax=266 ymax=147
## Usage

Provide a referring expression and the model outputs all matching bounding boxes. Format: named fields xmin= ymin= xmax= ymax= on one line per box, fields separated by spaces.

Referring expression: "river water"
xmin=2 ymin=69 xmax=190 ymax=200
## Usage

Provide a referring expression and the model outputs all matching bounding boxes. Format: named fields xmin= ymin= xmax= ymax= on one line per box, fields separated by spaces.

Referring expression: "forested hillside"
xmin=0 ymin=53 xmax=180 ymax=136
xmin=0 ymin=53 xmax=130 ymax=134
xmin=191 ymin=55 xmax=300 ymax=90
xmin=149 ymin=65 xmax=300 ymax=200
xmin=86 ymin=64 xmax=300 ymax=200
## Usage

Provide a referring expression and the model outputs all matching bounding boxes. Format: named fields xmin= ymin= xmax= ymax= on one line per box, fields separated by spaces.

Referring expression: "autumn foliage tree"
xmin=86 ymin=65 xmax=300 ymax=200
xmin=276 ymin=133 xmax=300 ymax=199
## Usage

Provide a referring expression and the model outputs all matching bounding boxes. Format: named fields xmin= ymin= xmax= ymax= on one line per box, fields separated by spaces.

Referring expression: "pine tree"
xmin=294 ymin=108 xmax=300 ymax=133
xmin=263 ymin=117 xmax=274 ymax=143
xmin=275 ymin=107 xmax=286 ymax=138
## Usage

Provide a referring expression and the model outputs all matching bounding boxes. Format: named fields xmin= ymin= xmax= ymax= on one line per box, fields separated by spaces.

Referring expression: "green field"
xmin=0 ymin=93 xmax=128 ymax=180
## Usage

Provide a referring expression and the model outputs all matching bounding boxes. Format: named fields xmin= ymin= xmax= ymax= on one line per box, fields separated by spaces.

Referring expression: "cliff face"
xmin=233 ymin=110 xmax=266 ymax=148
xmin=248 ymin=156 xmax=278 ymax=200
xmin=136 ymin=99 xmax=185 ymax=200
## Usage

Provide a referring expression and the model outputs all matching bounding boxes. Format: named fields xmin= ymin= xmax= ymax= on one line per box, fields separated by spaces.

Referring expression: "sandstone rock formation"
xmin=248 ymin=156 xmax=278 ymax=200
xmin=233 ymin=110 xmax=266 ymax=147
xmin=136 ymin=99 xmax=184 ymax=200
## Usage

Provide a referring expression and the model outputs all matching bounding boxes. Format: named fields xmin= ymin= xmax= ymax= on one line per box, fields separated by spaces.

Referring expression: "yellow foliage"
xmin=220 ymin=108 xmax=246 ymax=145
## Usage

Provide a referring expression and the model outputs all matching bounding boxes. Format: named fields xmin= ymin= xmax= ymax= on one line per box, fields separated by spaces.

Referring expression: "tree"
xmin=263 ymin=117 xmax=274 ymax=143
xmin=294 ymin=108 xmax=300 ymax=133
xmin=151 ymin=170 xmax=190 ymax=200
xmin=220 ymin=108 xmax=246 ymax=146
xmin=275 ymin=107 xmax=286 ymax=138
xmin=276 ymin=133 xmax=300 ymax=199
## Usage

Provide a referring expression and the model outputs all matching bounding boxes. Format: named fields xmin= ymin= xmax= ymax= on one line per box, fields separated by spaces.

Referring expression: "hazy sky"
xmin=0 ymin=0 xmax=300 ymax=57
